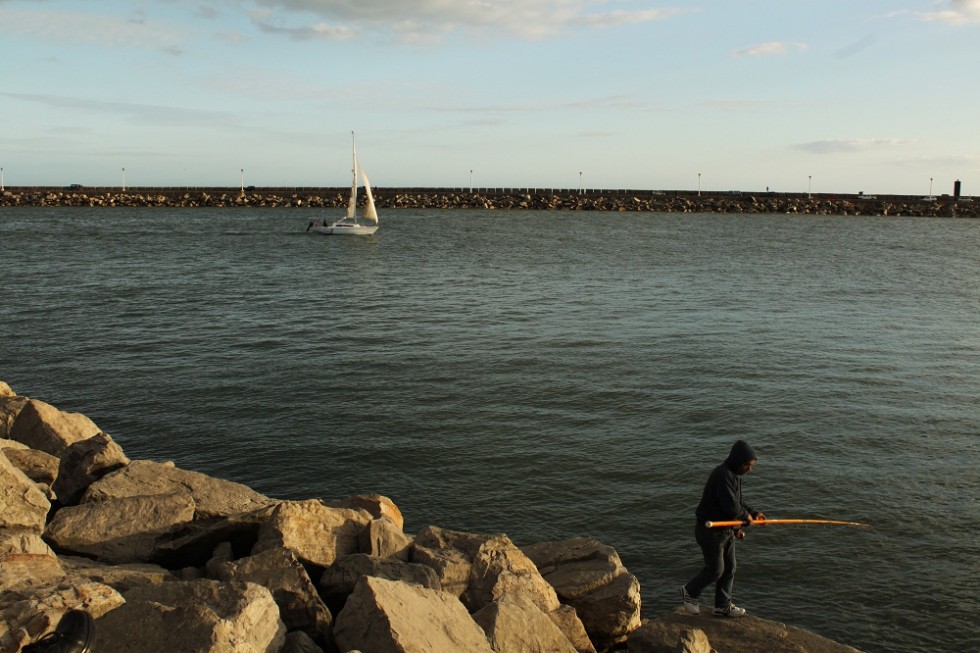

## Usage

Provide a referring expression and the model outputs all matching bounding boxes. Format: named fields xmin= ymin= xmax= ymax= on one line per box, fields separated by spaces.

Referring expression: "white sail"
xmin=361 ymin=167 xmax=379 ymax=224
xmin=346 ymin=136 xmax=358 ymax=220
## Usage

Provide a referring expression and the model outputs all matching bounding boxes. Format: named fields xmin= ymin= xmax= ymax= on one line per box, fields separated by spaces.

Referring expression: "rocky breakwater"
xmin=2 ymin=187 xmax=978 ymax=217
xmin=1 ymin=379 xmax=861 ymax=653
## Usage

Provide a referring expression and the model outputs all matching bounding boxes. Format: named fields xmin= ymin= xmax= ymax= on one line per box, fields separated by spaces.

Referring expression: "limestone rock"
xmin=3 ymin=447 xmax=60 ymax=487
xmin=411 ymin=525 xmax=490 ymax=598
xmin=82 ymin=459 xmax=274 ymax=520
xmin=281 ymin=630 xmax=325 ymax=653
xmin=60 ymin=556 xmax=179 ymax=592
xmin=627 ymin=609 xmax=862 ymax=653
xmin=0 ymin=449 xmax=50 ymax=532
xmin=359 ymin=516 xmax=412 ymax=560
xmin=0 ymin=396 xmax=28 ymax=438
xmin=212 ymin=546 xmax=334 ymax=645
xmin=44 ymin=491 xmax=196 ymax=563
xmin=319 ymin=553 xmax=440 ymax=614
xmin=252 ymin=499 xmax=371 ymax=568
xmin=0 ymin=580 xmax=124 ymax=653
xmin=151 ymin=504 xmax=277 ymax=569
xmin=9 ymin=399 xmax=101 ymax=457
xmin=327 ymin=494 xmax=405 ymax=530
xmin=0 ymin=552 xmax=65 ymax=592
xmin=92 ymin=579 xmax=286 ymax=653
xmin=523 ymin=537 xmax=641 ymax=649
xmin=0 ymin=529 xmax=55 ymax=557
xmin=0 ymin=381 xmax=14 ymax=398
xmin=52 ymin=432 xmax=130 ymax=506
xmin=465 ymin=534 xmax=561 ymax=614
xmin=334 ymin=576 xmax=495 ymax=653
xmin=472 ymin=597 xmax=578 ymax=653
xmin=549 ymin=604 xmax=598 ymax=653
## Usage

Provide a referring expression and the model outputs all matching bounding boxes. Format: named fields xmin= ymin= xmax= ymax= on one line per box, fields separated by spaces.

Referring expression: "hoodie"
xmin=694 ymin=440 xmax=758 ymax=526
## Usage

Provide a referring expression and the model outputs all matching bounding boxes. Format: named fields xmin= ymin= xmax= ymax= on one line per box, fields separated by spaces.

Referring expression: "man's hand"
xmin=735 ymin=529 xmax=746 ymax=540
xmin=750 ymin=512 xmax=767 ymax=525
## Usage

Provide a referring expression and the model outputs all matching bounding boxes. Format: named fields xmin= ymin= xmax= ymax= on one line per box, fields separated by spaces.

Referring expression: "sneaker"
xmin=23 ymin=610 xmax=94 ymax=653
xmin=713 ymin=604 xmax=747 ymax=618
xmin=679 ymin=586 xmax=700 ymax=615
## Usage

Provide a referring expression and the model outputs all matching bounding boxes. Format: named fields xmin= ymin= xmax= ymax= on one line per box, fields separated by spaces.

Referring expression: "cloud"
xmin=732 ymin=41 xmax=807 ymax=58
xmin=249 ymin=0 xmax=691 ymax=42
xmin=792 ymin=138 xmax=913 ymax=154
xmin=917 ymin=0 xmax=980 ymax=23
xmin=0 ymin=5 xmax=186 ymax=52
xmin=0 ymin=92 xmax=238 ymax=128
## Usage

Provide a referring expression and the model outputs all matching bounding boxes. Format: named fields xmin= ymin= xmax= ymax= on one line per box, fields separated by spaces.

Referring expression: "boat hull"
xmin=309 ymin=222 xmax=378 ymax=236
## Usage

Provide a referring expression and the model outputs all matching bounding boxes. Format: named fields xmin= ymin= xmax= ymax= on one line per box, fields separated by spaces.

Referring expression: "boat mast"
xmin=347 ymin=131 xmax=358 ymax=220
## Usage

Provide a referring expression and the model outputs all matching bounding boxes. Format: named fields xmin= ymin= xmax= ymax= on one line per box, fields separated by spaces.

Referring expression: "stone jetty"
xmin=0 ymin=379 xmax=860 ymax=653
xmin=1 ymin=186 xmax=976 ymax=217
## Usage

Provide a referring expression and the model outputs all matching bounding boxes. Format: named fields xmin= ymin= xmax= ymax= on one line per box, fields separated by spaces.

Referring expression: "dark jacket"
xmin=694 ymin=440 xmax=758 ymax=527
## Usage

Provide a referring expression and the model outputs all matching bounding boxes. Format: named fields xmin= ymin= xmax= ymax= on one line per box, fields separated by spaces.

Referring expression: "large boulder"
xmin=0 ymin=381 xmax=14 ymax=398
xmin=0 ymin=552 xmax=65 ymax=592
xmin=252 ymin=499 xmax=371 ymax=568
xmin=319 ymin=553 xmax=440 ymax=615
xmin=522 ymin=537 xmax=641 ymax=650
xmin=82 ymin=459 xmax=274 ymax=520
xmin=627 ymin=609 xmax=862 ymax=653
xmin=326 ymin=494 xmax=405 ymax=530
xmin=44 ymin=491 xmax=196 ymax=564
xmin=8 ymin=399 xmax=101 ymax=457
xmin=333 ymin=576 xmax=495 ymax=653
xmin=3 ymin=447 xmax=60 ymax=489
xmin=472 ymin=596 xmax=579 ymax=653
xmin=0 ymin=450 xmax=50 ymax=532
xmin=60 ymin=556 xmax=179 ymax=593
xmin=360 ymin=516 xmax=412 ymax=560
xmin=211 ymin=546 xmax=334 ymax=645
xmin=0 ymin=395 xmax=28 ymax=439
xmin=52 ymin=432 xmax=130 ymax=506
xmin=465 ymin=533 xmax=561 ymax=614
xmin=0 ymin=580 xmax=124 ymax=653
xmin=92 ymin=579 xmax=286 ymax=653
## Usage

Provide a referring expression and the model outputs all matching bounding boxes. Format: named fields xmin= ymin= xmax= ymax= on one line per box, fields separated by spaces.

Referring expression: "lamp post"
xmin=579 ymin=171 xmax=583 ymax=194
xmin=1 ymin=168 xmax=4 ymax=192
xmin=698 ymin=172 xmax=701 ymax=196
xmin=469 ymin=169 xmax=473 ymax=193
xmin=240 ymin=169 xmax=244 ymax=193
xmin=122 ymin=168 xmax=126 ymax=193
xmin=929 ymin=177 xmax=933 ymax=197
xmin=808 ymin=175 xmax=812 ymax=199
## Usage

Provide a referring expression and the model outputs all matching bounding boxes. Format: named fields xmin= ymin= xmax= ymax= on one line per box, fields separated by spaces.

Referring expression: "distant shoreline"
xmin=1 ymin=186 xmax=976 ymax=217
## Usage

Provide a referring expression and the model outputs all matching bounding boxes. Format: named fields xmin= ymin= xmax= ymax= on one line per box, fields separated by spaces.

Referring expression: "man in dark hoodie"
xmin=680 ymin=440 xmax=765 ymax=617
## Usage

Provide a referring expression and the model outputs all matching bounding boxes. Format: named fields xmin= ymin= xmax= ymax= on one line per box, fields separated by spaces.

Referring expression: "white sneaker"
xmin=713 ymin=604 xmax=747 ymax=618
xmin=679 ymin=586 xmax=700 ymax=615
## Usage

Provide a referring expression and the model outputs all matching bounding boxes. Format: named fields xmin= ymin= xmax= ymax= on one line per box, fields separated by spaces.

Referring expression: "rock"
xmin=0 ymin=396 xmax=28 ymax=438
xmin=281 ymin=630 xmax=325 ymax=653
xmin=333 ymin=576 xmax=495 ymax=653
xmin=0 ymin=580 xmax=124 ymax=653
xmin=82 ymin=459 xmax=274 ymax=520
xmin=0 ymin=450 xmax=50 ymax=532
xmin=44 ymin=491 xmax=196 ymax=563
xmin=319 ymin=553 xmax=440 ymax=615
xmin=327 ymin=494 xmax=405 ymax=531
xmin=212 ymin=546 xmax=334 ymax=645
xmin=0 ymin=552 xmax=65 ymax=592
xmin=60 ymin=556 xmax=179 ymax=592
xmin=465 ymin=533 xmax=561 ymax=614
xmin=52 ymin=432 xmax=130 ymax=505
xmin=626 ymin=609 xmax=862 ymax=653
xmin=3 ymin=447 xmax=60 ymax=488
xmin=472 ymin=596 xmax=578 ymax=653
xmin=252 ymin=499 xmax=371 ymax=567
xmin=151 ymin=504 xmax=277 ymax=568
xmin=92 ymin=579 xmax=286 ymax=653
xmin=9 ymin=399 xmax=101 ymax=456
xmin=549 ymin=604 xmax=598 ymax=653
xmin=411 ymin=537 xmax=472 ymax=598
xmin=359 ymin=516 xmax=412 ymax=560
xmin=0 ymin=529 xmax=56 ymax=557
xmin=522 ymin=537 xmax=641 ymax=650
xmin=0 ymin=381 xmax=14 ymax=398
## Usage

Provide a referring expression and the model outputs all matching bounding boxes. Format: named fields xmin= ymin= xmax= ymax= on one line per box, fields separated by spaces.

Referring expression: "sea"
xmin=1 ymin=207 xmax=977 ymax=653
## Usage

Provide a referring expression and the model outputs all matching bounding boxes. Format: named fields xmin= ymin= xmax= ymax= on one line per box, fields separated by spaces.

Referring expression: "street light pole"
xmin=470 ymin=169 xmax=473 ymax=193
xmin=1 ymin=168 xmax=4 ymax=192
xmin=698 ymin=173 xmax=701 ymax=196
xmin=579 ymin=171 xmax=583 ymax=194
xmin=929 ymin=177 xmax=933 ymax=197
xmin=240 ymin=169 xmax=244 ymax=193
xmin=808 ymin=175 xmax=812 ymax=199
xmin=122 ymin=168 xmax=126 ymax=192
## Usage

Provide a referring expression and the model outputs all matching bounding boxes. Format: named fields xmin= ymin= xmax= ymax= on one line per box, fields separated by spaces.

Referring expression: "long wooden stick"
xmin=705 ymin=518 xmax=870 ymax=528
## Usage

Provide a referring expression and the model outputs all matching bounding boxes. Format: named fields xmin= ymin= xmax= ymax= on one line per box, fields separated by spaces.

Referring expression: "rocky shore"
xmin=1 ymin=186 xmax=976 ymax=217
xmin=0 ymin=379 xmax=860 ymax=653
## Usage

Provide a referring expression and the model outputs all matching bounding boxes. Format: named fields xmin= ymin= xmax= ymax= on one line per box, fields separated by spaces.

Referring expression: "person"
xmin=680 ymin=440 xmax=765 ymax=617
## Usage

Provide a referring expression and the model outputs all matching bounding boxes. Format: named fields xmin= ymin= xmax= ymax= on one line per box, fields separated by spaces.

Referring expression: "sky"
xmin=1 ymin=0 xmax=978 ymax=195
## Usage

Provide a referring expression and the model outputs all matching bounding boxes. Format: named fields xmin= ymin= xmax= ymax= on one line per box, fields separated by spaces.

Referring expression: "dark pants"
xmin=684 ymin=524 xmax=737 ymax=609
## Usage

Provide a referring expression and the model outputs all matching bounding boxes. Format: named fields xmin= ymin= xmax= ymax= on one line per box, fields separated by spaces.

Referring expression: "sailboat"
xmin=308 ymin=132 xmax=379 ymax=236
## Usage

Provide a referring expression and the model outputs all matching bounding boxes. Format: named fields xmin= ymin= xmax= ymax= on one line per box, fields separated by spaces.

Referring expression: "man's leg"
xmin=714 ymin=534 xmax=737 ymax=609
xmin=685 ymin=525 xmax=728 ymax=598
